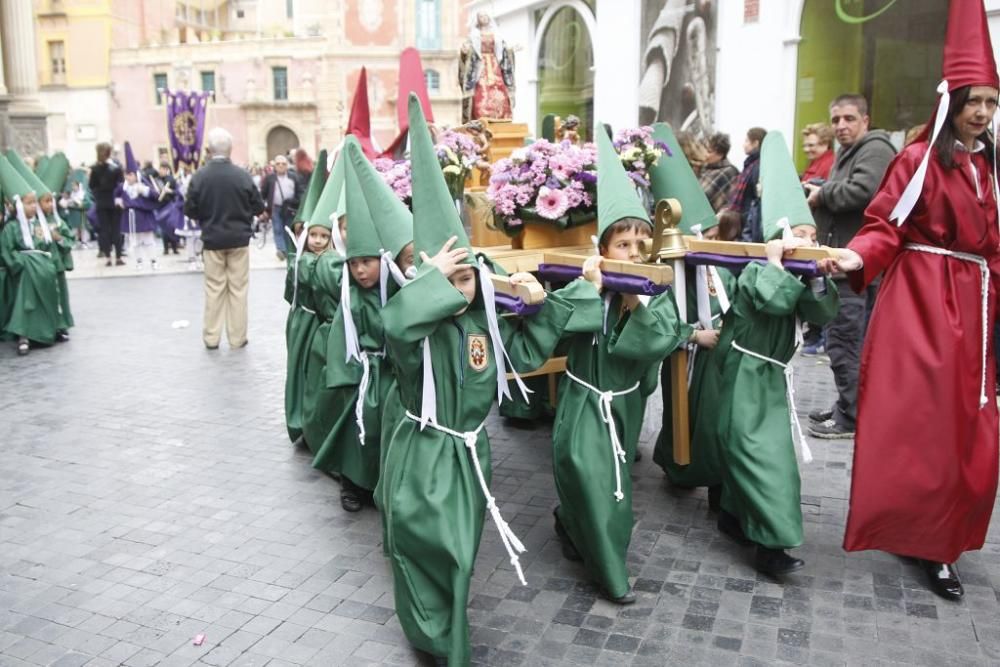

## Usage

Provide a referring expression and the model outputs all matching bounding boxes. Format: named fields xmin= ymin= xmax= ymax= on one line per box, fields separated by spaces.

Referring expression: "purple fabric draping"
xmin=536 ymin=264 xmax=669 ymax=295
xmin=684 ymin=252 xmax=821 ymax=277
xmin=494 ymin=293 xmax=542 ymax=316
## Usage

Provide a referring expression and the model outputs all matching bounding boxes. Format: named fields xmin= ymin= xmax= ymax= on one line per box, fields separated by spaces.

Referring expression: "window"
xmin=236 ymin=8 xmax=245 ymax=18
xmin=425 ymin=69 xmax=440 ymax=93
xmin=272 ymin=66 xmax=288 ymax=101
xmin=201 ymin=70 xmax=216 ymax=100
xmin=286 ymin=0 xmax=294 ymax=19
xmin=154 ymin=72 xmax=168 ymax=105
xmin=416 ymin=0 xmax=440 ymax=50
xmin=49 ymin=41 xmax=66 ymax=83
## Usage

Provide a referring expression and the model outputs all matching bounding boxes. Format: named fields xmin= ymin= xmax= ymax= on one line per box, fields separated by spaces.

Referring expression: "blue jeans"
xmin=273 ymin=208 xmax=289 ymax=254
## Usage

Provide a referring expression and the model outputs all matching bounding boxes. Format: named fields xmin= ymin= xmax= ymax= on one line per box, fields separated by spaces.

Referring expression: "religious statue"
xmin=557 ymin=115 xmax=582 ymax=145
xmin=456 ymin=120 xmax=494 ymax=172
xmin=459 ymin=12 xmax=516 ymax=123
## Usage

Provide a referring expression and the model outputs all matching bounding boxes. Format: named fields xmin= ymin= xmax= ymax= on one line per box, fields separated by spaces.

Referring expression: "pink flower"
xmin=535 ymin=186 xmax=569 ymax=220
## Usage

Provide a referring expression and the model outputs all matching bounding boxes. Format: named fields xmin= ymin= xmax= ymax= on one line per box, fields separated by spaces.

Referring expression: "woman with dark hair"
xmin=88 ymin=142 xmax=124 ymax=266
xmin=823 ymin=1 xmax=1000 ymax=601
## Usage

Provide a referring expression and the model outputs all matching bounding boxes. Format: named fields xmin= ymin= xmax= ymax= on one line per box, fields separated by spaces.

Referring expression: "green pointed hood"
xmin=648 ymin=124 xmax=717 ymax=233
xmin=596 ymin=124 xmax=650 ymax=240
xmin=343 ymin=137 xmax=384 ymax=259
xmin=760 ymin=131 xmax=815 ymax=241
xmin=409 ymin=93 xmax=474 ymax=266
xmin=34 ymin=155 xmax=50 ymax=179
xmin=6 ymin=150 xmax=51 ymax=197
xmin=308 ymin=146 xmax=347 ymax=230
xmin=40 ymin=152 xmax=70 ymax=193
xmin=295 ymin=149 xmax=328 ymax=224
xmin=344 ymin=137 xmax=413 ymax=258
xmin=0 ymin=155 xmax=35 ymax=200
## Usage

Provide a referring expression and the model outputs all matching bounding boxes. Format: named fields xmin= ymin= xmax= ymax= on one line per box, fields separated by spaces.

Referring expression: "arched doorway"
xmin=536 ymin=5 xmax=595 ymax=141
xmin=266 ymin=125 xmax=300 ymax=161
xmin=793 ymin=0 xmax=946 ymax=165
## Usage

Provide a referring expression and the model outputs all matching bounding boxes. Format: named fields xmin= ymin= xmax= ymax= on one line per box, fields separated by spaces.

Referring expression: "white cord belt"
xmin=299 ymin=305 xmax=316 ymax=315
xmin=904 ymin=243 xmax=990 ymax=409
xmin=355 ymin=349 xmax=386 ymax=444
xmin=404 ymin=411 xmax=527 ymax=585
xmin=731 ymin=341 xmax=813 ymax=463
xmin=564 ymin=370 xmax=641 ymax=502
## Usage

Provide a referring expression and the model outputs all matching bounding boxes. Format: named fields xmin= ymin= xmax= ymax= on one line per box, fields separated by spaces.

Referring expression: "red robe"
xmin=843 ymin=141 xmax=1000 ymax=563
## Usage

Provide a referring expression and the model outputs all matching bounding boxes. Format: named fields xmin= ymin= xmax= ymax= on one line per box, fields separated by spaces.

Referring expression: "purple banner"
xmin=165 ymin=89 xmax=211 ymax=172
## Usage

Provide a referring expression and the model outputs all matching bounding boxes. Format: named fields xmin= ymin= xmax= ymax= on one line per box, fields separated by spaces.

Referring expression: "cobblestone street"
xmin=2 ymin=267 xmax=1000 ymax=667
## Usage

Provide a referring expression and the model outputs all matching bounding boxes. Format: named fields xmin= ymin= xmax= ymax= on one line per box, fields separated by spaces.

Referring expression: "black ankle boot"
xmin=754 ymin=546 xmax=804 ymax=576
xmin=340 ymin=479 xmax=364 ymax=512
xmin=920 ymin=560 xmax=963 ymax=600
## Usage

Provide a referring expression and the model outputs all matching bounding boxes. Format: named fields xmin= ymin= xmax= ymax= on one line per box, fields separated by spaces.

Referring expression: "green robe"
xmin=0 ymin=219 xmax=61 ymax=344
xmin=284 ymin=253 xmax=321 ymax=443
xmin=654 ymin=265 xmax=737 ymax=487
xmin=300 ymin=252 xmax=345 ymax=453
xmin=381 ymin=265 xmax=573 ymax=665
xmin=552 ymin=282 xmax=684 ymax=599
xmin=311 ymin=283 xmax=387 ymax=490
xmin=716 ymin=262 xmax=839 ymax=549
xmin=49 ymin=217 xmax=74 ymax=331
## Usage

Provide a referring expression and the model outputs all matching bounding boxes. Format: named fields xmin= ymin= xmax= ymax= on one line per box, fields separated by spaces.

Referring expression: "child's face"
xmin=125 ymin=172 xmax=138 ymax=185
xmin=395 ymin=242 xmax=415 ymax=274
xmin=338 ymin=216 xmax=348 ymax=244
xmin=348 ymin=256 xmax=381 ymax=288
xmin=307 ymin=227 xmax=331 ymax=254
xmin=39 ymin=195 xmax=54 ymax=214
xmin=450 ymin=266 xmax=477 ymax=314
xmin=791 ymin=225 xmax=817 ymax=244
xmin=601 ymin=226 xmax=651 ymax=262
xmin=22 ymin=195 xmax=38 ymax=219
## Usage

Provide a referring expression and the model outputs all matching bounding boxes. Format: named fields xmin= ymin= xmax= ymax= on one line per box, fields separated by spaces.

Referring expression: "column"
xmin=0 ymin=23 xmax=8 ymax=95
xmin=1 ymin=0 xmax=39 ymax=97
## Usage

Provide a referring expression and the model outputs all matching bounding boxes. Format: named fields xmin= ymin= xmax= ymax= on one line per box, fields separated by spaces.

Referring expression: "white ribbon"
xmin=354 ymin=349 xmax=387 ymax=444
xmin=14 ymin=196 xmax=34 ymax=249
xmin=777 ymin=218 xmax=805 ymax=348
xmin=378 ymin=250 xmax=408 ymax=307
xmin=905 ymin=243 xmax=990 ymax=408
xmin=731 ymin=340 xmax=813 ymax=463
xmin=286 ymin=225 xmax=308 ymax=309
xmin=405 ymin=410 xmax=527 ymax=585
xmin=564 ymin=370 xmax=640 ymax=502
xmin=128 ymin=209 xmax=137 ymax=253
xmin=329 ymin=213 xmax=346 ymax=257
xmin=419 ymin=337 xmax=437 ymax=428
xmin=890 ymin=80 xmax=951 ymax=226
xmin=691 ymin=225 xmax=730 ymax=331
xmin=478 ymin=257 xmax=532 ymax=406
xmin=341 ymin=271 xmax=361 ymax=363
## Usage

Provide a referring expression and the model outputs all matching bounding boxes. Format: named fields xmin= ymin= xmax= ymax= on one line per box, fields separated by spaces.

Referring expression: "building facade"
xmin=475 ymin=0 xmax=1000 ymax=167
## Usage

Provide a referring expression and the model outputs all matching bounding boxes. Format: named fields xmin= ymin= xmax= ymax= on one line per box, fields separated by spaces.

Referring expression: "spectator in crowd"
xmin=675 ymin=131 xmax=708 ymax=176
xmin=184 ymin=127 xmax=265 ymax=350
xmin=294 ymin=148 xmax=314 ymax=184
xmin=724 ymin=127 xmax=766 ymax=241
xmin=260 ymin=155 xmax=302 ymax=261
xmin=88 ymin=142 xmax=125 ymax=267
xmin=801 ymin=122 xmax=836 ymax=182
xmin=805 ymin=94 xmax=895 ymax=439
xmin=699 ymin=132 xmax=740 ymax=212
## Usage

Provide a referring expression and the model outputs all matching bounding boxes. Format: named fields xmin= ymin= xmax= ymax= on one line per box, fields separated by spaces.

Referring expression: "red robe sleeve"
xmin=846 ymin=144 xmax=923 ymax=292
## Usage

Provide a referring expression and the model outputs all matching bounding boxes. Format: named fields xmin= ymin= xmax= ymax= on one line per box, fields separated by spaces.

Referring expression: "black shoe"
xmin=755 ymin=546 xmax=804 ymax=576
xmin=808 ymin=419 xmax=855 ymax=440
xmin=16 ymin=338 xmax=29 ymax=356
xmin=55 ymin=330 xmax=70 ymax=343
xmin=115 ymin=258 xmax=126 ymax=266
xmin=921 ymin=560 xmax=963 ymax=600
xmin=553 ymin=508 xmax=582 ymax=562
xmin=340 ymin=487 xmax=363 ymax=513
xmin=602 ymin=587 xmax=636 ymax=605
xmin=105 ymin=259 xmax=112 ymax=267
xmin=717 ymin=510 xmax=752 ymax=546
xmin=808 ymin=408 xmax=833 ymax=423
xmin=707 ymin=485 xmax=722 ymax=512
xmin=204 ymin=343 xmax=219 ymax=350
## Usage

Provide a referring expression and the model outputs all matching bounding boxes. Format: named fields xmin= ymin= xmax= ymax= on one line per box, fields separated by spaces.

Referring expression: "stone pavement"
xmin=3 ymin=269 xmax=1000 ymax=667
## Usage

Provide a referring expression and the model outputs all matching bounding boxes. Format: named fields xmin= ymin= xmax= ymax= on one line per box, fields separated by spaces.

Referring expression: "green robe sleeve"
xmin=742 ymin=262 xmax=806 ymax=317
xmin=501 ymin=289 xmax=574 ymax=374
xmin=551 ymin=279 xmax=604 ymax=334
xmin=54 ymin=220 xmax=74 ymax=271
xmin=0 ymin=223 xmax=25 ymax=274
xmin=796 ymin=276 xmax=840 ymax=326
xmin=607 ymin=291 xmax=684 ymax=361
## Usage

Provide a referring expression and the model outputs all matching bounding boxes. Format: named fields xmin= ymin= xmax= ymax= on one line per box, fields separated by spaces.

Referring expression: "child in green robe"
xmin=550 ymin=125 xmax=685 ymax=605
xmin=380 ymin=95 xmax=576 ymax=667
xmin=714 ymin=132 xmax=839 ymax=576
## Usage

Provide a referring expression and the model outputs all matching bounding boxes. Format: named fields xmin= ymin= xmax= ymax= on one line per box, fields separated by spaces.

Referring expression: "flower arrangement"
xmin=373 ymin=157 xmax=412 ymax=205
xmin=613 ymin=126 xmax=670 ymax=189
xmin=436 ymin=130 xmax=481 ymax=199
xmin=486 ymin=139 xmax=598 ymax=236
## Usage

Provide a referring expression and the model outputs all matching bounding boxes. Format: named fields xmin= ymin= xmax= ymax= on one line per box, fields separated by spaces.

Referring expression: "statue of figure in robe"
xmin=459 ymin=12 xmax=516 ymax=123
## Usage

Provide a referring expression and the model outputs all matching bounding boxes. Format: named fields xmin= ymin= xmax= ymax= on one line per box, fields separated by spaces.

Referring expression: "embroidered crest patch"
xmin=468 ymin=334 xmax=489 ymax=372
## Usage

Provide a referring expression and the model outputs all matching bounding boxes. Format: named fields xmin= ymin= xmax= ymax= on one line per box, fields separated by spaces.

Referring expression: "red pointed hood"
xmin=347 ymin=67 xmax=378 ymax=160
xmin=943 ymin=0 xmax=999 ymax=91
xmin=397 ymin=47 xmax=434 ymax=131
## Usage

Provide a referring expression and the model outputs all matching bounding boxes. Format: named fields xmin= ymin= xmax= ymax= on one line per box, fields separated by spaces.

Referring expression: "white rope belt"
xmin=404 ymin=411 xmax=527 ymax=585
xmin=731 ymin=341 xmax=813 ymax=463
xmin=355 ymin=350 xmax=386 ymax=444
xmin=564 ymin=370 xmax=640 ymax=502
xmin=299 ymin=305 xmax=316 ymax=314
xmin=19 ymin=249 xmax=51 ymax=256
xmin=905 ymin=243 xmax=990 ymax=409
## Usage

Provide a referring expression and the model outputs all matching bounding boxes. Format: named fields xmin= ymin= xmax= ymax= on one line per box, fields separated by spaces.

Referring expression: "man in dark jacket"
xmin=259 ymin=155 xmax=303 ymax=261
xmin=805 ymin=94 xmax=896 ymax=439
xmin=184 ymin=127 xmax=265 ymax=350
xmin=88 ymin=142 xmax=125 ymax=266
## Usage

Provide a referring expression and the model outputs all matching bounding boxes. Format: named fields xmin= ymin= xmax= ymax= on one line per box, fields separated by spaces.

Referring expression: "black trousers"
xmin=96 ymin=207 xmax=122 ymax=259
xmin=824 ymin=277 xmax=879 ymax=428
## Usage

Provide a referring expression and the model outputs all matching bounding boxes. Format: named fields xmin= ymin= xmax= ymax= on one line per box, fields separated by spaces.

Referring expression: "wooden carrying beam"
xmin=684 ymin=238 xmax=840 ymax=261
xmin=489 ymin=274 xmax=546 ymax=305
xmin=543 ymin=251 xmax=675 ymax=285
